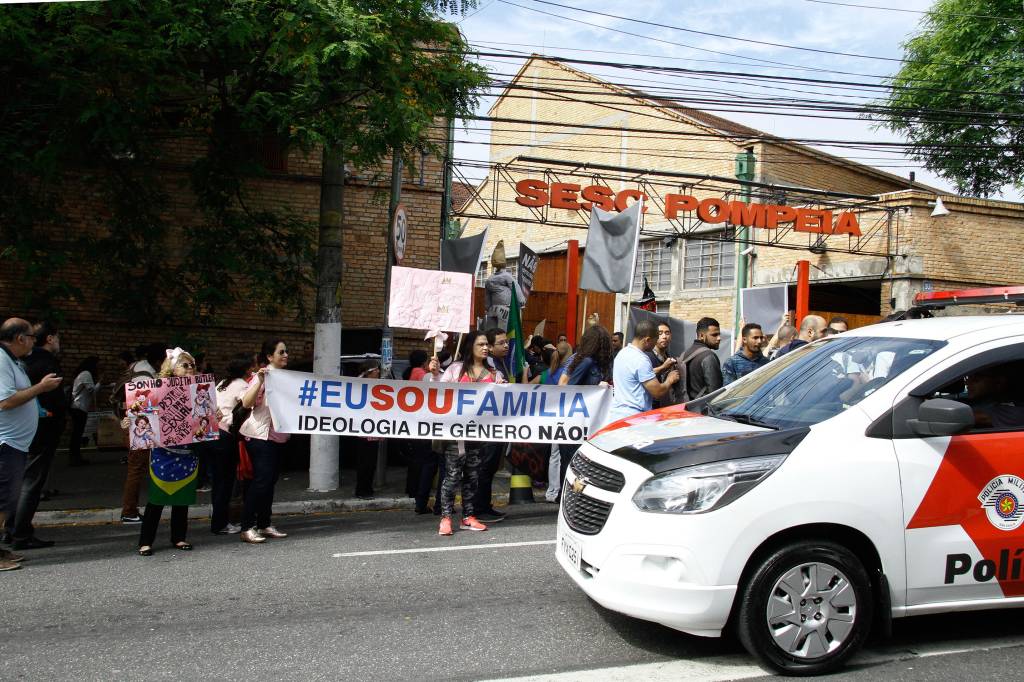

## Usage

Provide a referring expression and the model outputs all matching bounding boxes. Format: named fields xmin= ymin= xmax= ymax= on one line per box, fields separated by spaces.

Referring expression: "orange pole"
xmin=796 ymin=259 xmax=810 ymax=325
xmin=566 ymin=240 xmax=579 ymax=346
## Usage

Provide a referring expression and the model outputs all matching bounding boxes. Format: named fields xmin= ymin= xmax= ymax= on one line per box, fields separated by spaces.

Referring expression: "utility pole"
xmin=376 ymin=151 xmax=403 ymax=487
xmin=310 ymin=145 xmax=344 ymax=491
xmin=734 ymin=148 xmax=755 ymax=349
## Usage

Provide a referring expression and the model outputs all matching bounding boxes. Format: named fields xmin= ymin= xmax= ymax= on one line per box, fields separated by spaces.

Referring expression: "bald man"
xmin=0 ymin=318 xmax=62 ymax=570
xmin=776 ymin=315 xmax=827 ymax=358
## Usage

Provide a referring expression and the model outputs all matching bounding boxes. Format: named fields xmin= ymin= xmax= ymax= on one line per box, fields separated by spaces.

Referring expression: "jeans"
xmin=7 ymin=415 xmax=64 ymax=540
xmin=0 ymin=443 xmax=27 ymax=526
xmin=139 ymin=503 xmax=188 ymax=547
xmin=209 ymin=430 xmax=238 ymax=532
xmin=241 ymin=438 xmax=282 ymax=530
xmin=472 ymin=442 xmax=503 ymax=514
xmin=546 ymin=444 xmax=561 ymax=502
xmin=120 ymin=449 xmax=149 ymax=518
xmin=69 ymin=408 xmax=88 ymax=463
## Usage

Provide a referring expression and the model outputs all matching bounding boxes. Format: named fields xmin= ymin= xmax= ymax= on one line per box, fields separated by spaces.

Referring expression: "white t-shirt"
xmin=71 ymin=370 xmax=96 ymax=412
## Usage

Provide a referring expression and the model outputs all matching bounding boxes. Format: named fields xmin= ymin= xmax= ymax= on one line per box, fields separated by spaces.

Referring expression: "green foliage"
xmin=879 ymin=0 xmax=1024 ymax=197
xmin=0 ymin=0 xmax=487 ymax=324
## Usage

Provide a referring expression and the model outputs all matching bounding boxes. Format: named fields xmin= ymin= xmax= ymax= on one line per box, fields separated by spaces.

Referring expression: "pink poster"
xmin=124 ymin=373 xmax=219 ymax=448
xmin=387 ymin=266 xmax=473 ymax=333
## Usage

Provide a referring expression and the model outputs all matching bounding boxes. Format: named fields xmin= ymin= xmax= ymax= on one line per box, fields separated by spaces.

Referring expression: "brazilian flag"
xmin=507 ymin=287 xmax=526 ymax=383
xmin=148 ymin=447 xmax=199 ymax=506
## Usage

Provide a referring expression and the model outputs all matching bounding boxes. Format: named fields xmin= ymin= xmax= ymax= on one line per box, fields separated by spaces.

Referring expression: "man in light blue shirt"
xmin=608 ymin=319 xmax=680 ymax=424
xmin=0 ymin=318 xmax=62 ymax=570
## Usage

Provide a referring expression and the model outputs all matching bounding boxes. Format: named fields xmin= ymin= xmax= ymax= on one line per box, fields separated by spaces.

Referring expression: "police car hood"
xmin=589 ymin=405 xmax=809 ymax=475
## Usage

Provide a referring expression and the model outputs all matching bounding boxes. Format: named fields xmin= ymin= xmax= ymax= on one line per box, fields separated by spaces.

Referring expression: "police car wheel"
xmin=736 ymin=541 xmax=873 ymax=676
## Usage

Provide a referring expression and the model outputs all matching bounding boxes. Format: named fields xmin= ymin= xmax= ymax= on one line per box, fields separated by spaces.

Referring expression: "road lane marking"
xmin=483 ymin=634 xmax=1024 ymax=681
xmin=333 ymin=539 xmax=556 ymax=558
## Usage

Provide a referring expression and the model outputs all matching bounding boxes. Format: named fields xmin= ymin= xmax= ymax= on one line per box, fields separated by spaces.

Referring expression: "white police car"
xmin=557 ymin=316 xmax=1024 ymax=675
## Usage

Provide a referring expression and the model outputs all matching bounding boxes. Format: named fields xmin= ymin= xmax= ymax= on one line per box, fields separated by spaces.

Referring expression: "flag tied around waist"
xmin=264 ymin=369 xmax=611 ymax=444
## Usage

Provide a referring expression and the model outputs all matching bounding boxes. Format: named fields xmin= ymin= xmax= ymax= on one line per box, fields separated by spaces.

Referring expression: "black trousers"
xmin=209 ymin=431 xmax=237 ymax=532
xmin=472 ymin=442 xmax=503 ymax=514
xmin=407 ymin=440 xmax=439 ymax=511
xmin=560 ymin=444 xmax=580 ymax=494
xmin=139 ymin=503 xmax=188 ymax=547
xmin=69 ymin=408 xmax=88 ymax=463
xmin=7 ymin=415 xmax=64 ymax=540
xmin=354 ymin=439 xmax=377 ymax=497
xmin=242 ymin=438 xmax=282 ymax=530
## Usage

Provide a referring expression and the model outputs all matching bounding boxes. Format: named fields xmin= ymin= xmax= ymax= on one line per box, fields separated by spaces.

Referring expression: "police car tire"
xmin=736 ymin=540 xmax=873 ymax=676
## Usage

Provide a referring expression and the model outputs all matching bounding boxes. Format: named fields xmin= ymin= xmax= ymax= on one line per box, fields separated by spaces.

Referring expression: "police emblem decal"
xmin=978 ymin=475 xmax=1024 ymax=531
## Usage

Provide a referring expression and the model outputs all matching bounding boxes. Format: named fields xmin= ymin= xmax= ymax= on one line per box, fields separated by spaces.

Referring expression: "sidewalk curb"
xmin=33 ymin=493 xmax=519 ymax=527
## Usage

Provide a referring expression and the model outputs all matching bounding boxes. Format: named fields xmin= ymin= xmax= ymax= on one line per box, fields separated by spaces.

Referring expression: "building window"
xmin=505 ymin=257 xmax=518 ymax=278
xmin=632 ymin=239 xmax=672 ymax=294
xmin=476 ymin=261 xmax=488 ymax=288
xmin=682 ymin=231 xmax=735 ymax=289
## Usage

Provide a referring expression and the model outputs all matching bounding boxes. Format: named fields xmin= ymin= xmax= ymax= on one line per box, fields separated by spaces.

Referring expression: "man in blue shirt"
xmin=722 ymin=323 xmax=769 ymax=385
xmin=608 ymin=320 xmax=680 ymax=424
xmin=0 ymin=318 xmax=62 ymax=571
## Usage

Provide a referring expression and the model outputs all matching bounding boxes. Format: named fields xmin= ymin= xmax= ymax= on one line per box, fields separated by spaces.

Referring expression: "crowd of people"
xmin=0 ymin=311 xmax=852 ymax=567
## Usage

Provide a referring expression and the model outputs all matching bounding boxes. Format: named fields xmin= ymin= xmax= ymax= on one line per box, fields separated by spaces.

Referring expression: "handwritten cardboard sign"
xmin=388 ymin=266 xmax=472 ymax=333
xmin=124 ymin=373 xmax=219 ymax=448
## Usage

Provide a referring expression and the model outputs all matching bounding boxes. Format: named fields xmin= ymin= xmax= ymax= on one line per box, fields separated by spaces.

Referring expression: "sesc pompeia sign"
xmin=515 ymin=179 xmax=862 ymax=237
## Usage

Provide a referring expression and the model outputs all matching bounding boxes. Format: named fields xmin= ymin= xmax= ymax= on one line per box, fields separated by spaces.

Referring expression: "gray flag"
xmin=440 ymin=229 xmax=488 ymax=275
xmin=578 ymin=201 xmax=642 ymax=294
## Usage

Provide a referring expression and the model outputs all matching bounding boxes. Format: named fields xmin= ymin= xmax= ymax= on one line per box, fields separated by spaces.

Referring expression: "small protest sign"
xmin=388 ymin=266 xmax=473 ymax=333
xmin=517 ymin=243 xmax=539 ymax=301
xmin=124 ymin=373 xmax=219 ymax=448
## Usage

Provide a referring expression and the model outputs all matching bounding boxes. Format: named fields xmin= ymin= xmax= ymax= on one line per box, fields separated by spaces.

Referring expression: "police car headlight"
xmin=632 ymin=455 xmax=787 ymax=514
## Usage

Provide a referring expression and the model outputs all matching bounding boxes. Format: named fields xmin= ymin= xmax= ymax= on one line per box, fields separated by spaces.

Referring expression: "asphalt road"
xmin=4 ymin=506 xmax=1024 ymax=681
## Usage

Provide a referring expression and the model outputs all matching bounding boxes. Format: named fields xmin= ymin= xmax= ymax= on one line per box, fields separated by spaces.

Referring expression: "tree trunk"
xmin=310 ymin=145 xmax=344 ymax=491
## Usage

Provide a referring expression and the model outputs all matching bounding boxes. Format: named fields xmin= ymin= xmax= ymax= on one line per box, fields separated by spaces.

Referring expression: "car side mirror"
xmin=907 ymin=398 xmax=975 ymax=437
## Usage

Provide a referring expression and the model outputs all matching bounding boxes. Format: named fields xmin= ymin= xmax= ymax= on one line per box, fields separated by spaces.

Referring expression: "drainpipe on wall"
xmin=734 ymin=148 xmax=756 ymax=348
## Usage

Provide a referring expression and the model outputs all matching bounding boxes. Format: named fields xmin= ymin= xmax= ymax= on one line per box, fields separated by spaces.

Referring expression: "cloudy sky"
xmin=450 ymin=0 xmax=1015 ymax=200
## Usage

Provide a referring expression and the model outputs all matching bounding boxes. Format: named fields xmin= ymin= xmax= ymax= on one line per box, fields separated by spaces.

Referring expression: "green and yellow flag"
xmin=507 ymin=288 xmax=526 ymax=383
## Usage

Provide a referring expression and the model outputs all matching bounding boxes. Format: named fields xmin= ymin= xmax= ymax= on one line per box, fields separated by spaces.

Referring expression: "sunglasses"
xmin=179 ymin=362 xmax=196 ymax=369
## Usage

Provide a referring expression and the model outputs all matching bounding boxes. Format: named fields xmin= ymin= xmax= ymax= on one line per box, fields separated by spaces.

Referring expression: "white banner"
xmin=265 ymin=369 xmax=611 ymax=444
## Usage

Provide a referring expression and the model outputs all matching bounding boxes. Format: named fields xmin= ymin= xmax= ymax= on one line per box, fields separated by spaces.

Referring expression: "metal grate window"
xmin=632 ymin=239 xmax=672 ymax=293
xmin=682 ymin=231 xmax=736 ymax=290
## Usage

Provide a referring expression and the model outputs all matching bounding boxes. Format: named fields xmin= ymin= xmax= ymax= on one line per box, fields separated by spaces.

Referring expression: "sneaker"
xmin=196 ymin=485 xmax=212 ymax=493
xmin=213 ymin=523 xmax=242 ymax=535
xmin=121 ymin=514 xmax=143 ymax=524
xmin=438 ymin=517 xmax=453 ymax=536
xmin=0 ymin=559 xmax=21 ymax=572
xmin=460 ymin=516 xmax=488 ymax=532
xmin=476 ymin=509 xmax=506 ymax=523
xmin=259 ymin=526 xmax=288 ymax=539
xmin=0 ymin=549 xmax=24 ymax=563
xmin=12 ymin=537 xmax=55 ymax=550
xmin=240 ymin=528 xmax=266 ymax=544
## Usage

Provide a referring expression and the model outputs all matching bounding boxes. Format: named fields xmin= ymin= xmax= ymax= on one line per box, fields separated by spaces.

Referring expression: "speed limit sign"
xmin=392 ymin=203 xmax=408 ymax=265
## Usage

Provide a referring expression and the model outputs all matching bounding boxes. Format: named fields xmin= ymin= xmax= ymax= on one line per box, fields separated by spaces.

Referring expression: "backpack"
xmin=672 ymin=345 xmax=714 ymax=405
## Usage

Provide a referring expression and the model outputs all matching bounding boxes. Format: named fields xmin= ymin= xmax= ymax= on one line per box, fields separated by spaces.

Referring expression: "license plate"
xmin=560 ymin=532 xmax=582 ymax=572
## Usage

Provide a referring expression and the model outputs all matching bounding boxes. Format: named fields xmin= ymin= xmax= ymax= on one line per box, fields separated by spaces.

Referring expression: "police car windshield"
xmin=705 ymin=336 xmax=945 ymax=430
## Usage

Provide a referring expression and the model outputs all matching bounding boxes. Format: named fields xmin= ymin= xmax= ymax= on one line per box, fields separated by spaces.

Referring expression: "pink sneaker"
xmin=438 ymin=517 xmax=453 ymax=536
xmin=460 ymin=516 xmax=487 ymax=532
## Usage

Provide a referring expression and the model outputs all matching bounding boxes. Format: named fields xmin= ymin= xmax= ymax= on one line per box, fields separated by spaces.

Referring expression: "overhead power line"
xmin=803 ymin=0 xmax=1024 ymax=22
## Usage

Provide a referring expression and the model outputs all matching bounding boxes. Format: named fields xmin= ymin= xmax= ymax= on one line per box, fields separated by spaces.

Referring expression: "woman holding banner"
xmin=238 ymin=339 xmax=290 ymax=545
xmin=137 ymin=348 xmax=200 ymax=556
xmin=428 ymin=330 xmax=506 ymax=536
xmin=556 ymin=325 xmax=614 ymax=497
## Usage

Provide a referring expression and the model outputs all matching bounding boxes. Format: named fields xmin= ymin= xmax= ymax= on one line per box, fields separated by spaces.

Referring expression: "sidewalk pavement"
xmin=32 ymin=445 xmax=528 ymax=528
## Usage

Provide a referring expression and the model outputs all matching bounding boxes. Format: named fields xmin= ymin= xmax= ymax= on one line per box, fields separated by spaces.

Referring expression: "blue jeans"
xmin=242 ymin=438 xmax=283 ymax=530
xmin=0 ymin=443 xmax=28 ymax=525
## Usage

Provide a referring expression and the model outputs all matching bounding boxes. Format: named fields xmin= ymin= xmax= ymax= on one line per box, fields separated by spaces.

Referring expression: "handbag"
xmin=237 ymin=440 xmax=254 ymax=481
xmin=229 ymin=399 xmax=252 ymax=437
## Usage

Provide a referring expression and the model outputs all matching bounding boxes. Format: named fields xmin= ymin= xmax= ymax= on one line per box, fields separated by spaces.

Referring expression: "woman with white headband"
xmin=137 ymin=348 xmax=200 ymax=556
